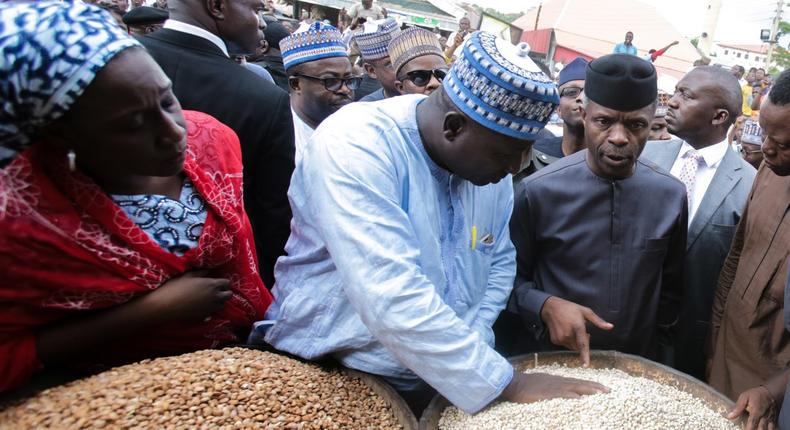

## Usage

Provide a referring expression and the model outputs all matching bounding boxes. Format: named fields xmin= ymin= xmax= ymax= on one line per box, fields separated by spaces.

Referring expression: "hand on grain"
xmin=728 ymin=386 xmax=777 ymax=430
xmin=500 ymin=371 xmax=610 ymax=404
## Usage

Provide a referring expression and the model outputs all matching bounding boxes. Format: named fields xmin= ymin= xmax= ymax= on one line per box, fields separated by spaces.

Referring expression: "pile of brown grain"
xmin=0 ymin=348 xmax=403 ymax=430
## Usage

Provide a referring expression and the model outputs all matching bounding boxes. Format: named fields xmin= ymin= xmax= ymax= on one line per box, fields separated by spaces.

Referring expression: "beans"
xmin=0 ymin=348 xmax=403 ymax=429
xmin=438 ymin=365 xmax=740 ymax=430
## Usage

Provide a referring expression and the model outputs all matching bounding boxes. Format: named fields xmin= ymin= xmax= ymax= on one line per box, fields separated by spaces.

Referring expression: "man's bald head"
xmin=666 ymin=66 xmax=743 ymax=146
xmin=689 ymin=66 xmax=742 ymax=123
xmin=167 ymin=0 xmax=265 ymax=55
xmin=166 ymin=0 xmax=197 ymax=14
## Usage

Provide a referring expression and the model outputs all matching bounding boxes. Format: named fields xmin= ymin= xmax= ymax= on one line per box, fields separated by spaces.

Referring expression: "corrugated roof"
xmin=513 ymin=0 xmax=698 ymax=79
xmin=520 ymin=28 xmax=552 ymax=54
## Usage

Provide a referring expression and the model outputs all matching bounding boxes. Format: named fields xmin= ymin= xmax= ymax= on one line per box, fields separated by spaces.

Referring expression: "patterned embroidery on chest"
xmin=113 ymin=180 xmax=208 ymax=256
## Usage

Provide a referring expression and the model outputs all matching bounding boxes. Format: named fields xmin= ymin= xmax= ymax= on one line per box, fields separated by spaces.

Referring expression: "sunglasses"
xmin=560 ymin=87 xmax=584 ymax=98
xmin=292 ymin=74 xmax=362 ymax=92
xmin=400 ymin=68 xmax=448 ymax=87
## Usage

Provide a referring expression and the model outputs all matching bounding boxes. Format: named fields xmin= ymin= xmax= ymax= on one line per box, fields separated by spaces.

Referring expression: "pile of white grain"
xmin=439 ymin=365 xmax=740 ymax=430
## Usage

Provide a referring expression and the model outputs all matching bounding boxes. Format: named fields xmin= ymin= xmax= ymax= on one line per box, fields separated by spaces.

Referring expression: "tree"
xmin=482 ymin=7 xmax=522 ymax=23
xmin=771 ymin=21 xmax=790 ymax=74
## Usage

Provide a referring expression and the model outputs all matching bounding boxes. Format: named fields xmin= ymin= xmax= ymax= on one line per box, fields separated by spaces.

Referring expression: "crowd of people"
xmin=0 ymin=1 xmax=789 ymax=429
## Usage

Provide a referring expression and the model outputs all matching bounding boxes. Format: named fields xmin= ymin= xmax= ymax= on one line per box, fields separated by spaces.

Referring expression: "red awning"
xmin=519 ymin=29 xmax=553 ymax=55
xmin=553 ymin=46 xmax=593 ymax=64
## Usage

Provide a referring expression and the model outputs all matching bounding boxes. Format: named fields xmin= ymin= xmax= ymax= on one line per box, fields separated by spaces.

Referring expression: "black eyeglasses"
xmin=560 ymin=86 xmax=584 ymax=98
xmin=292 ymin=74 xmax=362 ymax=92
xmin=400 ymin=68 xmax=448 ymax=87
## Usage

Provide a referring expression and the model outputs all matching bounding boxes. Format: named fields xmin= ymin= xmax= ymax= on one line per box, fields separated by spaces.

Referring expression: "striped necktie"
xmin=678 ymin=149 xmax=703 ymax=209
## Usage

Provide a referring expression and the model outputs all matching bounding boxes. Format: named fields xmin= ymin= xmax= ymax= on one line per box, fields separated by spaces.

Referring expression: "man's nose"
xmin=607 ymin=123 xmax=629 ymax=146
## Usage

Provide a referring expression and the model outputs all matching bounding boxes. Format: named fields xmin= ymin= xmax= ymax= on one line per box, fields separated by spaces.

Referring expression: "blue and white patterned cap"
xmin=0 ymin=1 xmax=141 ymax=164
xmin=443 ymin=31 xmax=559 ymax=140
xmin=354 ymin=18 xmax=401 ymax=62
xmin=388 ymin=26 xmax=444 ymax=75
xmin=280 ymin=21 xmax=347 ymax=71
xmin=741 ymin=119 xmax=764 ymax=145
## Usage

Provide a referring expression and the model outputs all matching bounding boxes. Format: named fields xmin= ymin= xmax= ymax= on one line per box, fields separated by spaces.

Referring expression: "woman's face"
xmin=53 ymin=48 xmax=187 ymax=179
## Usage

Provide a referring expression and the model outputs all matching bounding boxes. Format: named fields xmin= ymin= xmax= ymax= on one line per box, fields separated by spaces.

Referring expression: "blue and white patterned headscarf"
xmin=0 ymin=1 xmax=141 ymax=164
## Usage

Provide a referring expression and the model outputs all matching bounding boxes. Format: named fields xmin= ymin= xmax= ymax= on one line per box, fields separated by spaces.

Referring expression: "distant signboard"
xmin=761 ymin=29 xmax=771 ymax=42
xmin=410 ymin=16 xmax=440 ymax=26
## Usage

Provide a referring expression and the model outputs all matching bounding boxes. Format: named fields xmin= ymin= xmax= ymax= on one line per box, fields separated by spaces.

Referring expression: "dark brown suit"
xmin=709 ymin=164 xmax=790 ymax=400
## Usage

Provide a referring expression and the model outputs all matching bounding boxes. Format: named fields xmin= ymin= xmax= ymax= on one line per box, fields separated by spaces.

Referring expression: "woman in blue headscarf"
xmin=0 ymin=1 xmax=271 ymax=392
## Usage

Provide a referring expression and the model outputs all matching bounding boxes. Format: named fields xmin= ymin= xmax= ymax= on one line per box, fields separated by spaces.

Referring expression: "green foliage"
xmin=771 ymin=46 xmax=790 ymax=72
xmin=482 ymin=7 xmax=522 ymax=23
xmin=771 ymin=21 xmax=790 ymax=73
xmin=778 ymin=20 xmax=790 ymax=38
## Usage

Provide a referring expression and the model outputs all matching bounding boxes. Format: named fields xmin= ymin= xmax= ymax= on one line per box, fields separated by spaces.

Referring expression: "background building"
xmin=512 ymin=0 xmax=700 ymax=80
xmin=712 ymin=43 xmax=770 ymax=70
xmin=281 ymin=0 xmax=463 ymax=31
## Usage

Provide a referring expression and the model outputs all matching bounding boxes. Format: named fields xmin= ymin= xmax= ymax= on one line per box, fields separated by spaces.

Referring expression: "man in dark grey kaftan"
xmin=508 ymin=54 xmax=688 ymax=361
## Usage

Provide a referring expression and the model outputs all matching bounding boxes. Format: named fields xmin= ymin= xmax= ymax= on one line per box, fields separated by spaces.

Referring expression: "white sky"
xmin=465 ymin=0 xmax=781 ymax=44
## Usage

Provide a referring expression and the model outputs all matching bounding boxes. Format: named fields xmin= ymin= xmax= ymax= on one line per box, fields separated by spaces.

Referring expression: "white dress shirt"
xmin=669 ymin=139 xmax=729 ymax=224
xmin=163 ymin=19 xmax=229 ymax=57
xmin=292 ymin=109 xmax=314 ymax=166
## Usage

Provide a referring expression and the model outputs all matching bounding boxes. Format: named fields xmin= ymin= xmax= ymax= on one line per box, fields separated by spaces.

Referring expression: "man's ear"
xmin=363 ymin=63 xmax=377 ymax=80
xmin=259 ymin=39 xmax=270 ymax=55
xmin=205 ymin=0 xmax=225 ymax=20
xmin=288 ymin=76 xmax=301 ymax=92
xmin=442 ymin=111 xmax=467 ymax=142
xmin=712 ymin=108 xmax=729 ymax=127
xmin=394 ymin=80 xmax=405 ymax=95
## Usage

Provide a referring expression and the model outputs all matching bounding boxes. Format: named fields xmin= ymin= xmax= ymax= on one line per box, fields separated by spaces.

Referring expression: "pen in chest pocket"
xmin=471 ymin=225 xmax=494 ymax=250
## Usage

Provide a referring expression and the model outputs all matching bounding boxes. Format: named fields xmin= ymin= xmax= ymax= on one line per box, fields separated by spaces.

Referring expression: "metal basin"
xmin=343 ymin=368 xmax=418 ymax=430
xmin=420 ymin=350 xmax=744 ymax=429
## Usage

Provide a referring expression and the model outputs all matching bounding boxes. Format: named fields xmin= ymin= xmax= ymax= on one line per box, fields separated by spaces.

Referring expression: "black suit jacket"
xmin=140 ymin=29 xmax=295 ymax=288
xmin=254 ymin=55 xmax=289 ymax=93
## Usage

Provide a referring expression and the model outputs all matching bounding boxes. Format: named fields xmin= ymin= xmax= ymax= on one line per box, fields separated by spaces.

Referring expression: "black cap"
xmin=122 ymin=6 xmax=169 ymax=26
xmin=585 ymin=54 xmax=657 ymax=111
xmin=262 ymin=16 xmax=291 ymax=50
